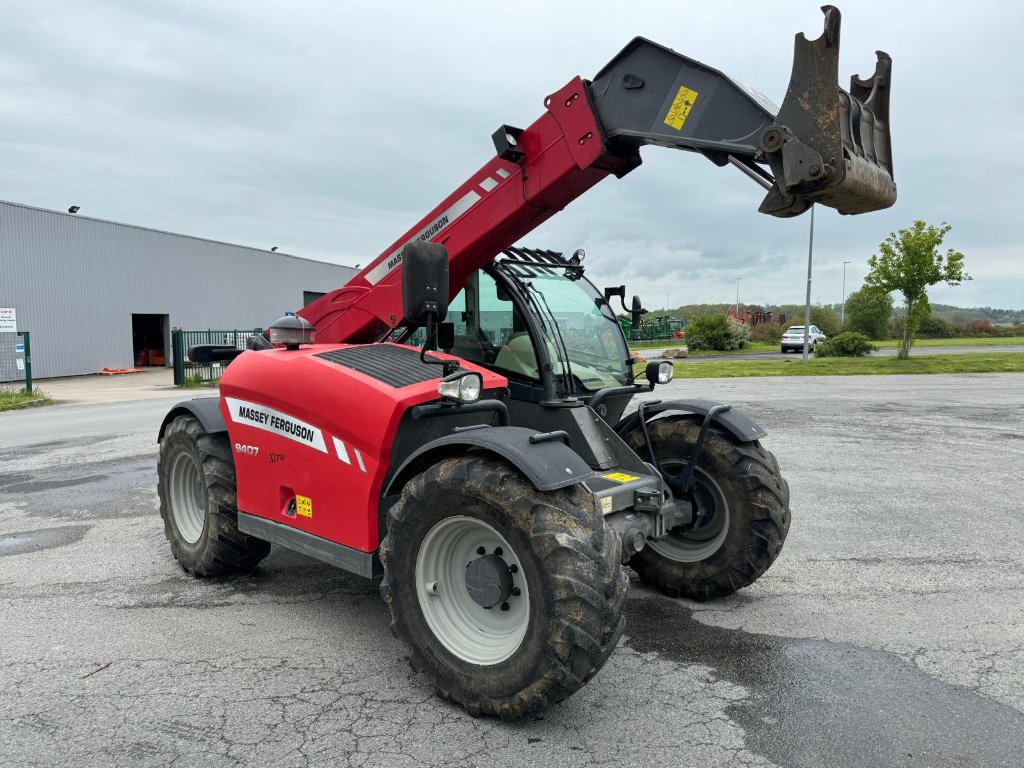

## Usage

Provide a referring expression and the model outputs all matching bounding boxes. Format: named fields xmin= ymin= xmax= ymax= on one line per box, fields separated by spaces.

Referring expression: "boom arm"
xmin=301 ymin=6 xmax=894 ymax=344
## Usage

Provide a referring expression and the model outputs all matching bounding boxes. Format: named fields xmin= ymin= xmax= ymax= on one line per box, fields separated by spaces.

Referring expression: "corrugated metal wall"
xmin=0 ymin=201 xmax=356 ymax=379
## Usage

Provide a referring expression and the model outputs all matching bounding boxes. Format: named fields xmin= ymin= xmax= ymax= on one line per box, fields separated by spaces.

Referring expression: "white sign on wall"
xmin=0 ymin=308 xmax=16 ymax=333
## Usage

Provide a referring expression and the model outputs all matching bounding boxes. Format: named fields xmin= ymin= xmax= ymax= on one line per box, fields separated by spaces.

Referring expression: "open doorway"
xmin=132 ymin=314 xmax=169 ymax=367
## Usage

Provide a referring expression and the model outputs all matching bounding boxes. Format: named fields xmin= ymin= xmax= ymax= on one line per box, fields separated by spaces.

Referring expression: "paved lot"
xmin=1 ymin=374 xmax=1022 ymax=767
xmin=32 ymin=367 xmax=179 ymax=404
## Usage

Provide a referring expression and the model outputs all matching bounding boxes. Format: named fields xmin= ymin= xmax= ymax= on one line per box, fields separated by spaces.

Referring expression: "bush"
xmin=918 ymin=315 xmax=959 ymax=338
xmin=750 ymin=323 xmax=784 ymax=343
xmin=815 ymin=331 xmax=878 ymax=357
xmin=685 ymin=314 xmax=748 ymax=351
xmin=961 ymin=319 xmax=994 ymax=337
xmin=727 ymin=316 xmax=751 ymax=349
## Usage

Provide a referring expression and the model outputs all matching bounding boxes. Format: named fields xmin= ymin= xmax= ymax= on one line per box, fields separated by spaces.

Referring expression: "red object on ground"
xmin=99 ymin=368 xmax=144 ymax=375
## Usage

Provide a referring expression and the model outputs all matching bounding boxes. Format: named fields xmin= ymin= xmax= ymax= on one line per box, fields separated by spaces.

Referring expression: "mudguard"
xmin=383 ymin=426 xmax=595 ymax=497
xmin=157 ymin=397 xmax=226 ymax=442
xmin=614 ymin=398 xmax=767 ymax=443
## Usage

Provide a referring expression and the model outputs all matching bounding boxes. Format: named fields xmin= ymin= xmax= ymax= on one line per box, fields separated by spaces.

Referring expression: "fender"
xmin=613 ymin=398 xmax=767 ymax=443
xmin=157 ymin=397 xmax=226 ymax=442
xmin=383 ymin=426 xmax=595 ymax=497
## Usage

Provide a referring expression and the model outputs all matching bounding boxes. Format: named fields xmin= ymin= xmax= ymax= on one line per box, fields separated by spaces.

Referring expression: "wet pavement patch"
xmin=0 ymin=459 xmax=156 ymax=521
xmin=0 ymin=434 xmax=119 ymax=459
xmin=626 ymin=594 xmax=1024 ymax=768
xmin=1 ymin=475 xmax=107 ymax=494
xmin=0 ymin=525 xmax=91 ymax=557
xmin=0 ymin=473 xmax=35 ymax=489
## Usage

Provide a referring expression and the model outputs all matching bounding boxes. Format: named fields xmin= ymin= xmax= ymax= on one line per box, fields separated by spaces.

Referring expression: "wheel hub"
xmin=466 ymin=553 xmax=514 ymax=608
xmin=649 ymin=459 xmax=731 ymax=562
xmin=415 ymin=516 xmax=531 ymax=665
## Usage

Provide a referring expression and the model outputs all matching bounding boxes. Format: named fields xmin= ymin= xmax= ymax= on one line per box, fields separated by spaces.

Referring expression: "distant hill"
xmin=657 ymin=303 xmax=1024 ymax=325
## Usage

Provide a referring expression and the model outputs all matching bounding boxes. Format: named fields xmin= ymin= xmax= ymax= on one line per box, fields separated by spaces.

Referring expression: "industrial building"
xmin=0 ymin=200 xmax=356 ymax=380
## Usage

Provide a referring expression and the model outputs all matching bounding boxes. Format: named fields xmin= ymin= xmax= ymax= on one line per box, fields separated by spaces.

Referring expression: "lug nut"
xmin=512 ymin=587 xmax=521 ymax=597
xmin=476 ymin=546 xmax=486 ymax=555
xmin=494 ymin=547 xmax=503 ymax=556
xmin=500 ymin=602 xmax=510 ymax=611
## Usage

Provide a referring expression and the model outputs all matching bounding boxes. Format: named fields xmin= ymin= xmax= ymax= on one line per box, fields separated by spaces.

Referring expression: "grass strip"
xmin=873 ymin=336 xmax=1024 ymax=349
xmin=0 ymin=390 xmax=53 ymax=411
xmin=660 ymin=352 xmax=1024 ymax=378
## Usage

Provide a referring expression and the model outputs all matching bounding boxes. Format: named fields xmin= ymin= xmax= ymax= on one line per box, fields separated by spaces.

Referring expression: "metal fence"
xmin=0 ymin=331 xmax=32 ymax=393
xmin=172 ymin=328 xmax=261 ymax=386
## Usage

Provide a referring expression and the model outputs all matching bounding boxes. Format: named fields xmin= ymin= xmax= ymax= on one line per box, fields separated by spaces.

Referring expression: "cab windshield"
xmin=439 ymin=264 xmax=630 ymax=392
xmin=495 ymin=263 xmax=631 ymax=391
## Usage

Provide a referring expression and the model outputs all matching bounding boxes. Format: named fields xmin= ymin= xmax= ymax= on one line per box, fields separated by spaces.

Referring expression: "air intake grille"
xmin=315 ymin=344 xmax=443 ymax=388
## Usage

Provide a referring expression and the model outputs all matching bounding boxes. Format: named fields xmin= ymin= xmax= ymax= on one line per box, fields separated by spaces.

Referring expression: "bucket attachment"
xmin=587 ymin=5 xmax=895 ymax=218
xmin=758 ymin=6 xmax=895 ymax=216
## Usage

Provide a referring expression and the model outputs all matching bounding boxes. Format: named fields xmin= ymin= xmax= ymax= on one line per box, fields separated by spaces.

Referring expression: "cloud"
xmin=2 ymin=0 xmax=1021 ymax=309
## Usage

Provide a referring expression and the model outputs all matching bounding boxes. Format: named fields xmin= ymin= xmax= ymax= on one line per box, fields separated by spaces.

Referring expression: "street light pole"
xmin=735 ymin=277 xmax=743 ymax=316
xmin=802 ymin=205 xmax=815 ymax=363
xmin=841 ymin=260 xmax=851 ymax=324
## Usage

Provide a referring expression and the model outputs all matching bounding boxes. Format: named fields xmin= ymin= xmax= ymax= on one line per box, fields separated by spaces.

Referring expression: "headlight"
xmin=438 ymin=371 xmax=483 ymax=404
xmin=657 ymin=361 xmax=674 ymax=384
xmin=645 ymin=360 xmax=675 ymax=389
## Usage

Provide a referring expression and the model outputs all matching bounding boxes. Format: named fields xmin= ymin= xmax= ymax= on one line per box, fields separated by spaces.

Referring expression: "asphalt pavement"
xmin=1 ymin=375 xmax=1023 ymax=767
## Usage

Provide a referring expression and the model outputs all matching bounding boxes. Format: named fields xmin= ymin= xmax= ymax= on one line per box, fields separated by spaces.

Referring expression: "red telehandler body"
xmin=157 ymin=7 xmax=895 ymax=719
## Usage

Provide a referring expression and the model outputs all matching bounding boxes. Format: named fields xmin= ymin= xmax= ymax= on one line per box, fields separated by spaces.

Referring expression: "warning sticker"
xmin=602 ymin=472 xmax=640 ymax=484
xmin=663 ymin=85 xmax=699 ymax=131
xmin=295 ymin=495 xmax=313 ymax=518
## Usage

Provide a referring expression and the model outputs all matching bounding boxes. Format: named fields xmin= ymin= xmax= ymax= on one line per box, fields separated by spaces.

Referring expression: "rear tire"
xmin=157 ymin=415 xmax=270 ymax=576
xmin=624 ymin=417 xmax=790 ymax=601
xmin=380 ymin=455 xmax=627 ymax=720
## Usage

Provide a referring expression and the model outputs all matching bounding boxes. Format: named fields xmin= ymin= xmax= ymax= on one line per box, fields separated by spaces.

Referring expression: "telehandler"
xmin=158 ymin=7 xmax=894 ymax=718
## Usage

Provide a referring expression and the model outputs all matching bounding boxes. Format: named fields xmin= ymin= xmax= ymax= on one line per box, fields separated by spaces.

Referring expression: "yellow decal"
xmin=663 ymin=85 xmax=699 ymax=131
xmin=295 ymin=495 xmax=313 ymax=518
xmin=602 ymin=472 xmax=640 ymax=483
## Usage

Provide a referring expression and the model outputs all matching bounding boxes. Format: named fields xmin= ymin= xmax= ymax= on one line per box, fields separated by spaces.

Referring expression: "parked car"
xmin=781 ymin=325 xmax=826 ymax=353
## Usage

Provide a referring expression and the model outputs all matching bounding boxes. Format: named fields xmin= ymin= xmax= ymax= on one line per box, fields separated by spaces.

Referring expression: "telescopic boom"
xmin=301 ymin=6 xmax=894 ymax=344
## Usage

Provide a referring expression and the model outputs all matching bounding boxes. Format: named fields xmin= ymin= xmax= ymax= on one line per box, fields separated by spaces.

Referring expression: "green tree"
xmin=864 ymin=221 xmax=969 ymax=358
xmin=808 ymin=306 xmax=842 ymax=337
xmin=843 ymin=287 xmax=893 ymax=340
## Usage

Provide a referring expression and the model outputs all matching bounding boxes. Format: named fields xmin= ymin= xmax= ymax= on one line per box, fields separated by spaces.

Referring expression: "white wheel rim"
xmin=169 ymin=452 xmax=206 ymax=544
xmin=415 ymin=515 xmax=530 ymax=666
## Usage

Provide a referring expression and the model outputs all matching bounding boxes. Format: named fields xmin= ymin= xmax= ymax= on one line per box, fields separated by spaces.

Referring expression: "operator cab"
xmin=437 ymin=247 xmax=633 ymax=405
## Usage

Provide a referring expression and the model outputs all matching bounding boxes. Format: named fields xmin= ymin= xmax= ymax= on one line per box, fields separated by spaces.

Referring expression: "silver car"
xmin=781 ymin=325 xmax=826 ymax=353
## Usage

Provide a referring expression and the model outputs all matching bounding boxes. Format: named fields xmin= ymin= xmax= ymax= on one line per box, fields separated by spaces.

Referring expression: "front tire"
xmin=380 ymin=455 xmax=627 ymax=720
xmin=624 ymin=416 xmax=790 ymax=601
xmin=157 ymin=415 xmax=270 ymax=576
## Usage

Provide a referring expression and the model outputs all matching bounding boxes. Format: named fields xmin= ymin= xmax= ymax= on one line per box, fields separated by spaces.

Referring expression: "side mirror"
xmin=630 ymin=295 xmax=646 ymax=327
xmin=402 ymin=242 xmax=449 ymax=324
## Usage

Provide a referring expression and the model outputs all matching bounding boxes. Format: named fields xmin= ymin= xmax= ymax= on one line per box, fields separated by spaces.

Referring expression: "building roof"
xmin=0 ymin=198 xmax=351 ymax=269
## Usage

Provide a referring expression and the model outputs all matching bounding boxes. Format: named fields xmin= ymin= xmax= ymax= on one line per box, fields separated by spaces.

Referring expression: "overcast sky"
xmin=3 ymin=1 xmax=1022 ymax=309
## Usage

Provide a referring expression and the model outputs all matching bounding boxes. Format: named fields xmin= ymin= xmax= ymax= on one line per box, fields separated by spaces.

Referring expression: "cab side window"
xmin=442 ymin=272 xmax=538 ymax=380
